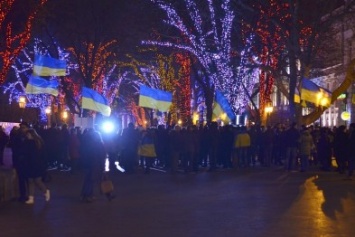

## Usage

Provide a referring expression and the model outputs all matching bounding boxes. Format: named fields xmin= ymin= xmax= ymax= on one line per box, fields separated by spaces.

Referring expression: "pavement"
xmin=1 ymin=148 xmax=355 ymax=237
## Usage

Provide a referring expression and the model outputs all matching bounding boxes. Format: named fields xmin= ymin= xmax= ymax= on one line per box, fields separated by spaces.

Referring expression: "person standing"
xmin=44 ymin=123 xmax=61 ymax=170
xmin=80 ymin=129 xmax=106 ymax=202
xmin=155 ymin=125 xmax=169 ymax=168
xmin=138 ymin=128 xmax=157 ymax=174
xmin=333 ymin=125 xmax=348 ymax=174
xmin=57 ymin=124 xmax=71 ymax=171
xmin=183 ymin=125 xmax=200 ymax=173
xmin=317 ymin=127 xmax=332 ymax=171
xmin=284 ymin=122 xmax=300 ymax=171
xmin=207 ymin=122 xmax=219 ymax=172
xmin=9 ymin=123 xmax=29 ymax=202
xmin=69 ymin=127 xmax=81 ymax=172
xmin=168 ymin=125 xmax=184 ymax=173
xmin=0 ymin=126 xmax=9 ymax=166
xmin=234 ymin=126 xmax=251 ymax=168
xmin=121 ymin=123 xmax=140 ymax=174
xmin=24 ymin=129 xmax=50 ymax=204
xmin=346 ymin=123 xmax=355 ymax=179
xmin=299 ymin=127 xmax=315 ymax=172
xmin=259 ymin=126 xmax=274 ymax=167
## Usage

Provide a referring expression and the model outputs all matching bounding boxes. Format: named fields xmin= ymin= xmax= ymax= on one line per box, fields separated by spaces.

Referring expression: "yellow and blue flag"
xmin=212 ymin=91 xmax=235 ymax=123
xmin=138 ymin=85 xmax=172 ymax=112
xmin=301 ymin=79 xmax=331 ymax=106
xmin=82 ymin=87 xmax=111 ymax=116
xmin=25 ymin=75 xmax=59 ymax=96
xmin=33 ymin=54 xmax=66 ymax=76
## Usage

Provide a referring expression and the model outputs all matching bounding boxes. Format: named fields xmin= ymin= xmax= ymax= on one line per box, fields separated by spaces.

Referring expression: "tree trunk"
xmin=288 ymin=50 xmax=299 ymax=124
xmin=205 ymin=88 xmax=214 ymax=124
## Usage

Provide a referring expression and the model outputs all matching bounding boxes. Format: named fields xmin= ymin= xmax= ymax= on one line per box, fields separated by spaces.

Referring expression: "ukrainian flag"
xmin=82 ymin=87 xmax=111 ymax=116
xmin=33 ymin=54 xmax=66 ymax=76
xmin=25 ymin=75 xmax=59 ymax=96
xmin=138 ymin=85 xmax=172 ymax=112
xmin=212 ymin=91 xmax=235 ymax=123
xmin=301 ymin=79 xmax=331 ymax=106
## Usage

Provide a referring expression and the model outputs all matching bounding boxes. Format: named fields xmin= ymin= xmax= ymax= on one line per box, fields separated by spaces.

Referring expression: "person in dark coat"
xmin=9 ymin=123 xmax=29 ymax=202
xmin=80 ymin=128 xmax=106 ymax=202
xmin=259 ymin=126 xmax=273 ymax=167
xmin=168 ymin=125 xmax=184 ymax=173
xmin=24 ymin=128 xmax=50 ymax=204
xmin=0 ymin=126 xmax=9 ymax=166
xmin=198 ymin=125 xmax=209 ymax=167
xmin=155 ymin=125 xmax=169 ymax=168
xmin=207 ymin=122 xmax=219 ymax=171
xmin=333 ymin=125 xmax=348 ymax=174
xmin=120 ymin=123 xmax=140 ymax=174
xmin=44 ymin=123 xmax=61 ymax=169
xmin=317 ymin=127 xmax=332 ymax=171
xmin=218 ymin=125 xmax=234 ymax=169
xmin=272 ymin=124 xmax=285 ymax=166
xmin=57 ymin=124 xmax=71 ymax=171
xmin=346 ymin=123 xmax=355 ymax=179
xmin=284 ymin=122 xmax=300 ymax=171
xmin=183 ymin=125 xmax=200 ymax=173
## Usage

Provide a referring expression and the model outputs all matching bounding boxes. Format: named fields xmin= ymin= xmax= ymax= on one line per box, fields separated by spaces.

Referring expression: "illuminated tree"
xmin=175 ymin=52 xmax=192 ymax=124
xmin=240 ymin=0 xmax=355 ymax=124
xmin=0 ymin=0 xmax=47 ymax=85
xmin=118 ymin=51 xmax=185 ymax=125
xmin=2 ymin=38 xmax=72 ymax=122
xmin=143 ymin=0 xmax=249 ymax=122
xmin=42 ymin=0 xmax=123 ymax=117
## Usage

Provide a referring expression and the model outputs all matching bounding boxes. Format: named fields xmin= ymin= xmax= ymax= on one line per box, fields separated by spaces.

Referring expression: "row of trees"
xmin=1 ymin=0 xmax=355 ymax=125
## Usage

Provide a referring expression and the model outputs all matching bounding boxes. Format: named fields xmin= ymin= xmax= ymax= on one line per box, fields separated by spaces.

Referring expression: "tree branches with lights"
xmin=143 ymin=0 xmax=258 ymax=121
xmin=0 ymin=0 xmax=47 ymax=85
xmin=2 ymin=38 xmax=72 ymax=121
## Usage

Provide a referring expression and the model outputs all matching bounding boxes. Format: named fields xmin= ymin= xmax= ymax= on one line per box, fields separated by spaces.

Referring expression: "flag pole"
xmin=150 ymin=109 xmax=154 ymax=127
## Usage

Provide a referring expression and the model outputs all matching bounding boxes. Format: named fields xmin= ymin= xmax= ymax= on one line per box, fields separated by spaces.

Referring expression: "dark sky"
xmin=22 ymin=0 xmax=168 ymax=56
xmin=114 ymin=0 xmax=166 ymax=53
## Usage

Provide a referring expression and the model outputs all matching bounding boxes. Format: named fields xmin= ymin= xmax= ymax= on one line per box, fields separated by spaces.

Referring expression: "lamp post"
xmin=178 ymin=119 xmax=182 ymax=126
xmin=18 ymin=96 xmax=26 ymax=122
xmin=265 ymin=103 xmax=273 ymax=126
xmin=62 ymin=111 xmax=68 ymax=124
xmin=45 ymin=106 xmax=51 ymax=127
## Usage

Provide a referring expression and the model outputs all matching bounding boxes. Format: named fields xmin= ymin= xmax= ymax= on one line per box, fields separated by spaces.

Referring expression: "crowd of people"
xmin=1 ymin=120 xmax=355 ymax=203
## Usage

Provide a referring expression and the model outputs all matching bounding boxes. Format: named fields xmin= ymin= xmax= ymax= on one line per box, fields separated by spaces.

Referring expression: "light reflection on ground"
xmin=266 ymin=175 xmax=355 ymax=236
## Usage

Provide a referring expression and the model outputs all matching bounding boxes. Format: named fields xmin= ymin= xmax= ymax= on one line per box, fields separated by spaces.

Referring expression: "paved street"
xmin=1 ymin=152 xmax=355 ymax=237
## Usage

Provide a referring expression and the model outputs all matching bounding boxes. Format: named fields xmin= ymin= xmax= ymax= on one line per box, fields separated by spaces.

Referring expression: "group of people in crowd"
xmin=1 ymin=120 xmax=355 ymax=203
xmin=113 ymin=121 xmax=355 ymax=179
xmin=1 ymin=123 xmax=50 ymax=204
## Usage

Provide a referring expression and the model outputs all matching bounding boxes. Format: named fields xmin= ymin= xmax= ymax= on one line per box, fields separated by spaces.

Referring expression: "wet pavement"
xmin=1 ymin=149 xmax=355 ymax=237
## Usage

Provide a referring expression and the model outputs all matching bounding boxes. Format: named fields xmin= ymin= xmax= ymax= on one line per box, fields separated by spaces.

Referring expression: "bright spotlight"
xmin=101 ymin=121 xmax=115 ymax=133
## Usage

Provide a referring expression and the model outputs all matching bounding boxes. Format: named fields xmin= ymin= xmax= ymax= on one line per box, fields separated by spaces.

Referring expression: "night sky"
xmin=5 ymin=0 xmax=167 ymax=56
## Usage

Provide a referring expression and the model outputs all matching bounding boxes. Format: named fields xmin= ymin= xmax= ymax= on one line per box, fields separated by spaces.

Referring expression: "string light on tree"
xmin=143 ymin=0 xmax=255 ymax=114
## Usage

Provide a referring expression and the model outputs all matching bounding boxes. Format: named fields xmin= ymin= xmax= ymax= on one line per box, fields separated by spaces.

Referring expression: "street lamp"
xmin=265 ymin=103 xmax=273 ymax=126
xmin=192 ymin=112 xmax=199 ymax=125
xmin=45 ymin=106 xmax=51 ymax=127
xmin=62 ymin=111 xmax=68 ymax=123
xmin=18 ymin=96 xmax=26 ymax=109
xmin=178 ymin=119 xmax=182 ymax=126
xmin=18 ymin=96 xmax=26 ymax=122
